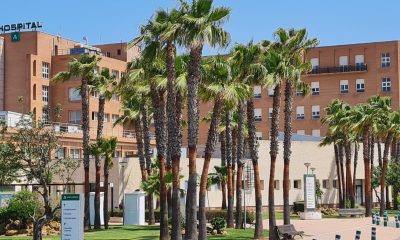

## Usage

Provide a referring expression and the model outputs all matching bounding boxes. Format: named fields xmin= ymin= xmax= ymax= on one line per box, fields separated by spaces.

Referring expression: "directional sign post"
xmin=61 ymin=194 xmax=84 ymax=240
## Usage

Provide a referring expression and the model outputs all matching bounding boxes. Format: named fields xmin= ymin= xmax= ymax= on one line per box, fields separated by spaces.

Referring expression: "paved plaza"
xmin=265 ymin=217 xmax=400 ymax=240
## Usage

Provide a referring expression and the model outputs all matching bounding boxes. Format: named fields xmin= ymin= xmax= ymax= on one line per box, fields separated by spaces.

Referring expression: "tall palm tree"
xmin=179 ymin=1 xmax=231 ymax=238
xmin=53 ymin=54 xmax=100 ymax=229
xmin=91 ymin=68 xmax=116 ymax=229
xmin=273 ymin=28 xmax=319 ymax=224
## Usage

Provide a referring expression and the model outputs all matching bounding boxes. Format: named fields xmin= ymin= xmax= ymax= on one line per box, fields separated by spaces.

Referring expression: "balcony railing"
xmin=308 ymin=64 xmax=367 ymax=75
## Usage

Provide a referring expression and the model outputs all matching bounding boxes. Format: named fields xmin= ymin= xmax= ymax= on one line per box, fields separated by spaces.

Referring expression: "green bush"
xmin=204 ymin=209 xmax=255 ymax=224
xmin=210 ymin=217 xmax=226 ymax=233
xmin=0 ymin=191 xmax=38 ymax=224
xmin=293 ymin=201 xmax=304 ymax=213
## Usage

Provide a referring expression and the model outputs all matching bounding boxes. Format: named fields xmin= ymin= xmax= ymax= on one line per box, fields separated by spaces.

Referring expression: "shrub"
xmin=293 ymin=201 xmax=304 ymax=213
xmin=0 ymin=191 xmax=38 ymax=224
xmin=210 ymin=217 xmax=226 ymax=234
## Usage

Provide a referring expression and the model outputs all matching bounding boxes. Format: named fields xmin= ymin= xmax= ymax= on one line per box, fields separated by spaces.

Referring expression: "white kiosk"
xmin=124 ymin=191 xmax=146 ymax=225
xmin=300 ymin=174 xmax=322 ymax=220
xmin=89 ymin=192 xmax=104 ymax=225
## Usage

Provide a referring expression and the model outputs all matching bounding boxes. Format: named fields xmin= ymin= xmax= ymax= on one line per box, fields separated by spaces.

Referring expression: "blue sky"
xmin=2 ymin=1 xmax=400 ymax=55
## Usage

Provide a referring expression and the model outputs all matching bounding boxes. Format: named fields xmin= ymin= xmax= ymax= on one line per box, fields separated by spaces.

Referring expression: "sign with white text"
xmin=61 ymin=194 xmax=84 ymax=240
xmin=304 ymin=175 xmax=316 ymax=211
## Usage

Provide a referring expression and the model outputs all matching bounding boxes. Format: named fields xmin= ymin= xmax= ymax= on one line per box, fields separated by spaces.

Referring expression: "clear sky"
xmin=2 ymin=0 xmax=400 ymax=55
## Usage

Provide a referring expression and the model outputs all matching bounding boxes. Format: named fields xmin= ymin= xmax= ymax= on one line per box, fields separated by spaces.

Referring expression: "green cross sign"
xmin=11 ymin=32 xmax=20 ymax=42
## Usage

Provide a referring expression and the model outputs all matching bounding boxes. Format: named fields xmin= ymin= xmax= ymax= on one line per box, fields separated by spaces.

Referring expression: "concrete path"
xmin=264 ymin=217 xmax=400 ymax=240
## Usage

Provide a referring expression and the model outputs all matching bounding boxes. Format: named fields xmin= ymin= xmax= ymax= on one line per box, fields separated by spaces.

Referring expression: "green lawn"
xmin=262 ymin=211 xmax=300 ymax=220
xmin=0 ymin=226 xmax=268 ymax=240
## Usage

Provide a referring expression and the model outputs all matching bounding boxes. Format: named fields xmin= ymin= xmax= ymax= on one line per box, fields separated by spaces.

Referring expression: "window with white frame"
xmin=112 ymin=114 xmax=119 ymax=124
xmin=312 ymin=105 xmax=320 ymax=119
xmin=312 ymin=129 xmax=321 ymax=137
xmin=381 ymin=53 xmax=390 ymax=68
xmin=42 ymin=107 xmax=49 ymax=124
xmin=355 ymin=55 xmax=365 ymax=70
xmin=310 ymin=58 xmax=319 ymax=73
xmin=356 ymin=79 xmax=365 ymax=93
xmin=296 ymin=106 xmax=305 ymax=120
xmin=297 ymin=130 xmax=305 ymax=135
xmin=42 ymin=62 xmax=50 ymax=79
xmin=339 ymin=56 xmax=349 ymax=72
xmin=340 ymin=80 xmax=349 ymax=94
xmin=254 ymin=108 xmax=262 ymax=121
xmin=311 ymin=82 xmax=319 ymax=95
xmin=112 ymin=70 xmax=119 ymax=79
xmin=69 ymin=111 xmax=81 ymax=124
xmin=293 ymin=180 xmax=302 ymax=189
xmin=69 ymin=149 xmax=80 ymax=159
xmin=42 ymin=85 xmax=49 ymax=102
xmin=104 ymin=113 xmax=110 ymax=122
xmin=268 ymin=87 xmax=274 ymax=97
xmin=323 ymin=179 xmax=331 ymax=189
xmin=92 ymin=111 xmax=98 ymax=121
xmin=55 ymin=148 xmax=65 ymax=159
xmin=382 ymin=77 xmax=391 ymax=92
xmin=91 ymin=91 xmax=99 ymax=98
xmin=69 ymin=88 xmax=81 ymax=101
xmin=256 ymin=132 xmax=263 ymax=140
xmin=269 ymin=108 xmax=273 ymax=120
xmin=253 ymin=85 xmax=262 ymax=98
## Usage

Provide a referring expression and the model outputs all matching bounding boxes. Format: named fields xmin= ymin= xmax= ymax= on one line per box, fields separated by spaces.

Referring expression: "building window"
xmin=297 ymin=130 xmax=305 ymax=135
xmin=356 ymin=79 xmax=365 ymax=93
xmin=112 ymin=70 xmax=119 ymax=79
xmin=268 ymin=87 xmax=274 ymax=97
xmin=268 ymin=108 xmax=273 ymax=120
xmin=92 ymin=111 xmax=98 ymax=121
xmin=104 ymin=113 xmax=110 ymax=123
xmin=117 ymin=49 xmax=121 ymax=55
xmin=382 ymin=77 xmax=391 ymax=92
xmin=312 ymin=105 xmax=320 ymax=119
xmin=340 ymin=80 xmax=349 ymax=94
xmin=274 ymin=180 xmax=280 ymax=190
xmin=33 ymin=84 xmax=37 ymax=100
xmin=69 ymin=149 xmax=80 ymax=159
xmin=260 ymin=180 xmax=265 ymax=191
xmin=296 ymin=106 xmax=305 ymax=120
xmin=256 ymin=132 xmax=263 ymax=140
xmin=381 ymin=53 xmax=390 ymax=68
xmin=311 ymin=82 xmax=319 ymax=95
xmin=322 ymin=179 xmax=330 ymax=189
xmin=42 ymin=62 xmax=50 ymax=79
xmin=69 ymin=111 xmax=81 ymax=124
xmin=254 ymin=108 xmax=262 ymax=122
xmin=310 ymin=58 xmax=319 ymax=73
xmin=339 ymin=56 xmax=349 ymax=72
xmin=312 ymin=129 xmax=321 ymax=137
xmin=106 ymin=52 xmax=111 ymax=57
xmin=112 ymin=114 xmax=119 ymax=124
xmin=42 ymin=85 xmax=49 ymax=102
xmin=42 ymin=107 xmax=49 ymax=124
xmin=355 ymin=55 xmax=365 ymax=71
xmin=293 ymin=180 xmax=302 ymax=189
xmin=332 ymin=180 xmax=338 ymax=189
xmin=69 ymin=88 xmax=81 ymax=101
xmin=91 ymin=91 xmax=99 ymax=98
xmin=125 ymin=151 xmax=134 ymax=157
xmin=296 ymin=86 xmax=304 ymax=96
xmin=253 ymin=85 xmax=262 ymax=98
xmin=55 ymin=148 xmax=65 ymax=159
xmin=112 ymin=94 xmax=119 ymax=101
xmin=33 ymin=60 xmax=36 ymax=76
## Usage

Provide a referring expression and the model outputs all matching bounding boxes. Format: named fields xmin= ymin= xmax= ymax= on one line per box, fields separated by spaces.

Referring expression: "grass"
xmin=262 ymin=210 xmax=300 ymax=220
xmin=0 ymin=226 xmax=269 ymax=240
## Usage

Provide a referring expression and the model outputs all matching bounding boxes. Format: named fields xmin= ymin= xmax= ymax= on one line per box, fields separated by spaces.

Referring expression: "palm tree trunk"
xmin=370 ymin=135 xmax=375 ymax=209
xmin=225 ymin=109 xmax=235 ymax=228
xmin=199 ymin=98 xmax=223 ymax=240
xmin=283 ymin=80 xmax=294 ymax=225
xmin=335 ymin=144 xmax=344 ymax=208
xmin=339 ymin=143 xmax=346 ymax=206
xmin=269 ymin=84 xmax=282 ymax=240
xmin=141 ymin=102 xmax=155 ymax=225
xmin=220 ymin=131 xmax=227 ymax=209
xmin=378 ymin=138 xmax=383 ymax=168
xmin=344 ymin=139 xmax=354 ymax=208
xmin=380 ymin=132 xmax=394 ymax=216
xmin=94 ymin=96 xmax=106 ymax=229
xmin=247 ymin=99 xmax=263 ymax=239
xmin=353 ymin=143 xmax=359 ymax=206
xmin=363 ymin=128 xmax=372 ymax=217
xmin=81 ymin=77 xmax=91 ymax=230
xmin=135 ymin=119 xmax=147 ymax=182
xmin=185 ymin=44 xmax=202 ymax=240
xmin=235 ymin=102 xmax=245 ymax=229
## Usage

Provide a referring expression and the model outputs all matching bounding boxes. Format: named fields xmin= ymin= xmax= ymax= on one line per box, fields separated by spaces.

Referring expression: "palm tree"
xmin=273 ymin=28 xmax=319 ymax=224
xmin=208 ymin=165 xmax=228 ymax=208
xmin=91 ymin=68 xmax=116 ymax=229
xmin=53 ymin=54 xmax=100 ymax=230
xmin=179 ymin=1 xmax=231 ymax=238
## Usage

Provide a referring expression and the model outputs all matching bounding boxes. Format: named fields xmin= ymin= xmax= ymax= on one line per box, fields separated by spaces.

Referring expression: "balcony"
xmin=308 ymin=64 xmax=367 ymax=75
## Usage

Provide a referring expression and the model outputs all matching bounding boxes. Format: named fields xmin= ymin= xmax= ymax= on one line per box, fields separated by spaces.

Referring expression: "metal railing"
xmin=308 ymin=64 xmax=367 ymax=75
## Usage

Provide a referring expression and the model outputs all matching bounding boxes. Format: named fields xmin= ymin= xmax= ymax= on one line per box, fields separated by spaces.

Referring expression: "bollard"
xmin=335 ymin=234 xmax=341 ymax=240
xmin=376 ymin=217 xmax=380 ymax=225
xmin=383 ymin=216 xmax=387 ymax=227
xmin=372 ymin=214 xmax=376 ymax=224
xmin=371 ymin=227 xmax=376 ymax=240
xmin=355 ymin=230 xmax=361 ymax=240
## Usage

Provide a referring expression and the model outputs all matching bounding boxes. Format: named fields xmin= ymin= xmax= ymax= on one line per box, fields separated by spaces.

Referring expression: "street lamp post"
xmin=110 ymin=182 xmax=114 ymax=217
xmin=311 ymin=167 xmax=316 ymax=174
xmin=304 ymin=162 xmax=311 ymax=175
